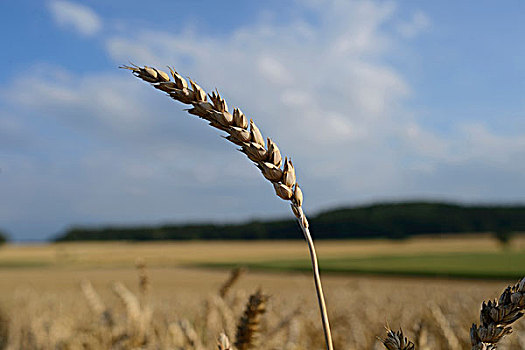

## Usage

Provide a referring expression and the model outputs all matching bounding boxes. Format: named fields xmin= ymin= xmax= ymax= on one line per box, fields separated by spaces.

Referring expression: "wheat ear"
xmin=382 ymin=328 xmax=415 ymax=350
xmin=470 ymin=277 xmax=525 ymax=350
xmin=413 ymin=320 xmax=429 ymax=350
xmin=235 ymin=289 xmax=268 ymax=350
xmin=217 ymin=332 xmax=232 ymax=350
xmin=430 ymin=303 xmax=461 ymax=350
xmin=135 ymin=258 xmax=150 ymax=307
xmin=219 ymin=267 xmax=245 ymax=299
xmin=121 ymin=64 xmax=333 ymax=350
xmin=179 ymin=319 xmax=204 ymax=350
xmin=80 ymin=280 xmax=114 ymax=327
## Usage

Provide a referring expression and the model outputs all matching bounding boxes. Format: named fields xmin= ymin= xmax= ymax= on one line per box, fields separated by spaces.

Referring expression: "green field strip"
xmin=0 ymin=260 xmax=52 ymax=268
xmin=195 ymin=251 xmax=525 ymax=279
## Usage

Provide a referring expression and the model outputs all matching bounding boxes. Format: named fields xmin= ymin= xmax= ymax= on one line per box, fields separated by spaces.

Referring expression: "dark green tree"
xmin=0 ymin=230 xmax=7 ymax=245
xmin=54 ymin=202 xmax=525 ymax=242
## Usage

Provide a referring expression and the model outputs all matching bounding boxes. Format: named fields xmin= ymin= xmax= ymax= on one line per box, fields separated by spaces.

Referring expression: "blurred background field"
xmin=0 ymin=234 xmax=524 ymax=273
xmin=0 ymin=236 xmax=524 ymax=348
xmin=1 ymin=235 xmax=524 ymax=299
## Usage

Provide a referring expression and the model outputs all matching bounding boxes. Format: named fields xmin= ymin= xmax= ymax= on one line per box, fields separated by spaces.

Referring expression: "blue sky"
xmin=1 ymin=1 xmax=524 ymax=241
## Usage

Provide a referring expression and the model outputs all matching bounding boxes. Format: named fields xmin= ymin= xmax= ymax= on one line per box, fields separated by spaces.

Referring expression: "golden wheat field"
xmin=0 ymin=236 xmax=524 ymax=349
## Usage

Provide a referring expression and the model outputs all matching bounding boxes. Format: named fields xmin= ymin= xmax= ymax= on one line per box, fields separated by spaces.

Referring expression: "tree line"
xmin=54 ymin=201 xmax=525 ymax=241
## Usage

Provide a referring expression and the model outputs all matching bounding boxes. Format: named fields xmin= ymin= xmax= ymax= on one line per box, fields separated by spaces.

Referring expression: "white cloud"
xmin=48 ymin=0 xmax=102 ymax=36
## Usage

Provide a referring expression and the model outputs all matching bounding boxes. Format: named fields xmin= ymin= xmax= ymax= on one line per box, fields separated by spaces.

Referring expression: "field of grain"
xmin=2 ymin=234 xmax=525 ymax=267
xmin=0 ymin=236 xmax=524 ymax=349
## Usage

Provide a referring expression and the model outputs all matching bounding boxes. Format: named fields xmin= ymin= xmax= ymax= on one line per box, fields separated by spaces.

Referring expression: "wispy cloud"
xmin=48 ymin=0 xmax=102 ymax=36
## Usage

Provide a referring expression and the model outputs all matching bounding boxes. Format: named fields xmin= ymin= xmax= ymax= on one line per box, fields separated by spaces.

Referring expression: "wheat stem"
xmin=297 ymin=209 xmax=333 ymax=350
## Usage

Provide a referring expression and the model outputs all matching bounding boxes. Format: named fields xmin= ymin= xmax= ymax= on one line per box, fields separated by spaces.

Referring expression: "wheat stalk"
xmin=121 ymin=63 xmax=334 ymax=350
xmin=470 ymin=277 xmax=525 ymax=350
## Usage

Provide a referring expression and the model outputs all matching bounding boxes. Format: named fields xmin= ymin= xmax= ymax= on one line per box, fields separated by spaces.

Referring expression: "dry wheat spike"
xmin=179 ymin=319 xmax=204 ymax=350
xmin=235 ymin=289 xmax=268 ymax=350
xmin=80 ymin=280 xmax=114 ymax=327
xmin=413 ymin=320 xmax=429 ymax=350
xmin=122 ymin=64 xmax=333 ymax=350
xmin=470 ymin=277 xmax=525 ymax=350
xmin=121 ymin=64 xmax=305 ymax=225
xmin=430 ymin=303 xmax=461 ymax=350
xmin=217 ymin=332 xmax=232 ymax=350
xmin=219 ymin=267 xmax=245 ymax=299
xmin=112 ymin=281 xmax=141 ymax=325
xmin=135 ymin=258 xmax=150 ymax=299
xmin=382 ymin=328 xmax=415 ymax=350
